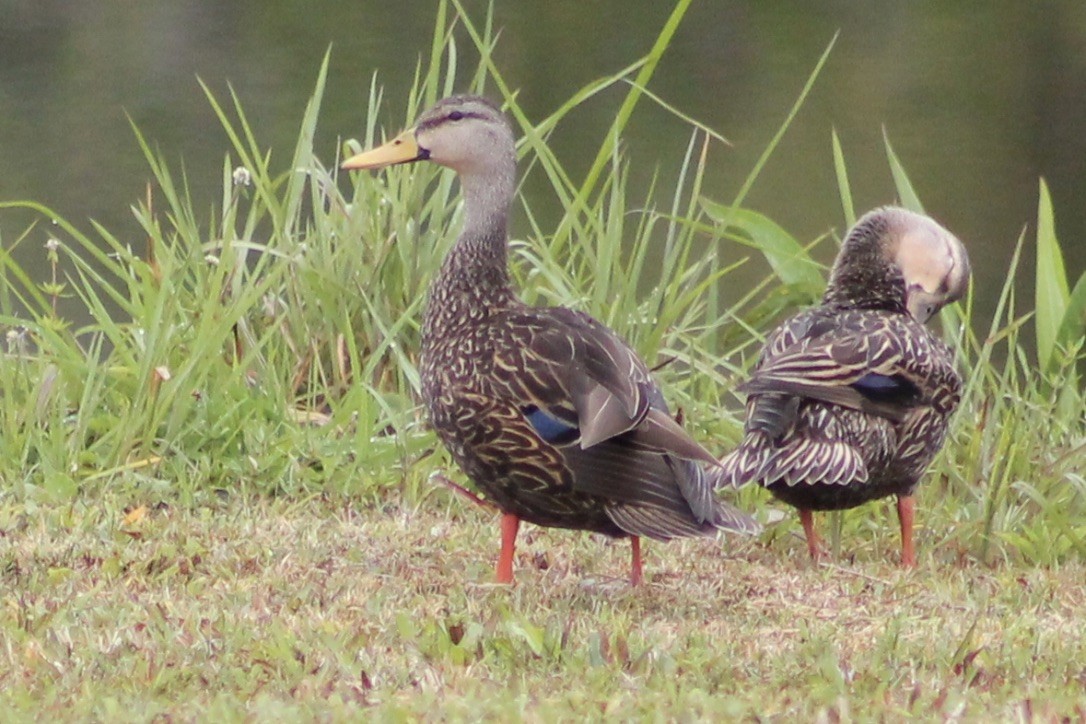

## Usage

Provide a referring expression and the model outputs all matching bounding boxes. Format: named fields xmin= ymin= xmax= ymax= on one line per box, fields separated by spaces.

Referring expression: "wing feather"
xmin=742 ymin=310 xmax=946 ymax=424
xmin=485 ymin=306 xmax=754 ymax=537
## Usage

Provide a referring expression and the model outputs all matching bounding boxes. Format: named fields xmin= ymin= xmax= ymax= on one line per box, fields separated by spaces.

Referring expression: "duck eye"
xmin=448 ymin=111 xmax=464 ymax=122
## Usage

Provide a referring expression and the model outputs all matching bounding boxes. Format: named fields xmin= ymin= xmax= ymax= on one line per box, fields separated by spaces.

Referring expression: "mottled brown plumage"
xmin=343 ymin=95 xmax=757 ymax=584
xmin=719 ymin=207 xmax=970 ymax=566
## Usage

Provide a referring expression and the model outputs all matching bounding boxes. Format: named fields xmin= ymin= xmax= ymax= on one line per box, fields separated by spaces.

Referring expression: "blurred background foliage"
xmin=0 ymin=0 xmax=1084 ymax=327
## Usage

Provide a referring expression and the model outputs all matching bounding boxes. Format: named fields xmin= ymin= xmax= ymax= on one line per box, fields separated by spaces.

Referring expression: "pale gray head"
xmin=413 ymin=96 xmax=516 ymax=177
xmin=827 ymin=206 xmax=971 ymax=322
xmin=342 ymin=94 xmax=517 ymax=241
xmin=342 ymin=95 xmax=515 ymax=178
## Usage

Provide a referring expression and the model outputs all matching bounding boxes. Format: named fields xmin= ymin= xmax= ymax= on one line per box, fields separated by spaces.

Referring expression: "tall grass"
xmin=0 ymin=0 xmax=1082 ymax=566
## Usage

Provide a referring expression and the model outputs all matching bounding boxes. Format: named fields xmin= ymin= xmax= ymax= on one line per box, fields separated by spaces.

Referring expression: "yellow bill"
xmin=341 ymin=129 xmax=423 ymax=170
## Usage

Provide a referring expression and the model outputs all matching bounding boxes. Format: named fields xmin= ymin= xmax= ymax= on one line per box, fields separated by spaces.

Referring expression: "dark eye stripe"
xmin=420 ymin=109 xmax=486 ymax=129
xmin=415 ymin=105 xmax=493 ymax=134
xmin=447 ymin=110 xmax=487 ymax=122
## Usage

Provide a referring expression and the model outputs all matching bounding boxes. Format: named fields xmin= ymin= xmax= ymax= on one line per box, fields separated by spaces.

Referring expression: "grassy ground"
xmin=0 ymin=1 xmax=1084 ymax=720
xmin=2 ymin=488 xmax=1084 ymax=720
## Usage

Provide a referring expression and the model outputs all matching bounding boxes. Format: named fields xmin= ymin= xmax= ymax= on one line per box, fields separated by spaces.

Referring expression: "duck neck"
xmin=423 ymin=165 xmax=518 ymax=340
xmin=822 ymin=248 xmax=908 ymax=313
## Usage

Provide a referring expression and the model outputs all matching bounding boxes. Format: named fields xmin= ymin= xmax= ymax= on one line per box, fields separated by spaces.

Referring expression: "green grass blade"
xmin=281 ymin=50 xmax=330 ymax=238
xmin=1034 ymin=178 xmax=1070 ymax=370
xmin=0 ymin=220 xmax=53 ymax=314
xmin=831 ymin=128 xmax=856 ymax=226
xmin=1055 ymin=271 xmax=1086 ymax=357
xmin=574 ymin=0 xmax=694 ymax=202
xmin=621 ymin=81 xmax=732 ymax=149
xmin=701 ymin=201 xmax=824 ymax=294
xmin=882 ymin=129 xmax=924 ymax=212
xmin=728 ymin=33 xmax=838 ymax=214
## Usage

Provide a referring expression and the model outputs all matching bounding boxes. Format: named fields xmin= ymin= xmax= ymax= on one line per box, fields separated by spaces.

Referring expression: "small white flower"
xmin=6 ymin=326 xmax=28 ymax=354
xmin=232 ymin=166 xmax=252 ymax=187
xmin=45 ymin=238 xmax=60 ymax=251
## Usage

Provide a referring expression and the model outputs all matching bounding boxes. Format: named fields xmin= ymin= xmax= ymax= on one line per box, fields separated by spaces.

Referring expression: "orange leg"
xmin=897 ymin=495 xmax=916 ymax=568
xmin=496 ymin=512 xmax=520 ymax=584
xmin=629 ymin=536 xmax=643 ymax=587
xmin=799 ymin=508 xmax=824 ymax=561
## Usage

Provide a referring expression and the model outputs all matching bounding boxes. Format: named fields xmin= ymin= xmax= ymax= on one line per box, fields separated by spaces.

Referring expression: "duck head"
xmin=826 ymin=207 xmax=971 ymax=323
xmin=341 ymin=95 xmax=515 ymax=178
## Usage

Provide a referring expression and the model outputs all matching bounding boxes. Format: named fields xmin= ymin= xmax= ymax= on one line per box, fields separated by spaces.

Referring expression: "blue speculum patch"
xmin=522 ymin=405 xmax=579 ymax=444
xmin=852 ymin=372 xmax=916 ymax=402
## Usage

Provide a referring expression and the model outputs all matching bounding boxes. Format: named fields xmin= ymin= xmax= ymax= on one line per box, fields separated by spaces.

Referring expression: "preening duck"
xmin=719 ymin=207 xmax=970 ymax=566
xmin=343 ymin=95 xmax=757 ymax=585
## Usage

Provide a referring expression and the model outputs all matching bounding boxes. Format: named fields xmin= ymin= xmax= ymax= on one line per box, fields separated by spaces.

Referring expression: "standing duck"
xmin=718 ymin=207 xmax=970 ymax=566
xmin=342 ymin=95 xmax=757 ymax=585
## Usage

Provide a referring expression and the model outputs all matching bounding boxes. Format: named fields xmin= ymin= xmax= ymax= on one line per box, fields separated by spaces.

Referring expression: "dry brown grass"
xmin=2 ymin=487 xmax=1084 ymax=721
